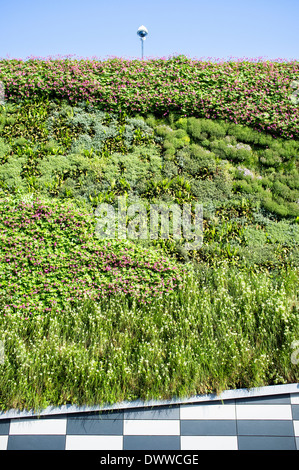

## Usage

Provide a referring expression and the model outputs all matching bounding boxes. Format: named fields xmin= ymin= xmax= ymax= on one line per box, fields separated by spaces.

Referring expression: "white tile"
xmin=123 ymin=419 xmax=180 ymax=435
xmin=291 ymin=394 xmax=299 ymax=405
xmin=0 ymin=435 xmax=8 ymax=450
xmin=236 ymin=405 xmax=292 ymax=420
xmin=181 ymin=435 xmax=238 ymax=450
xmin=180 ymin=404 xmax=236 ymax=420
xmin=9 ymin=418 xmax=67 ymax=435
xmin=65 ymin=435 xmax=123 ymax=450
xmin=294 ymin=421 xmax=299 ymax=437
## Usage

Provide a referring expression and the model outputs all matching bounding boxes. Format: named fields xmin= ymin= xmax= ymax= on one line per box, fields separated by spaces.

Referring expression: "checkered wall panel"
xmin=0 ymin=392 xmax=298 ymax=450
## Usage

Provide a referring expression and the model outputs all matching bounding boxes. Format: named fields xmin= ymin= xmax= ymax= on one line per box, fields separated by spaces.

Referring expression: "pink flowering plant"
xmin=0 ymin=55 xmax=298 ymax=139
xmin=0 ymin=196 xmax=186 ymax=318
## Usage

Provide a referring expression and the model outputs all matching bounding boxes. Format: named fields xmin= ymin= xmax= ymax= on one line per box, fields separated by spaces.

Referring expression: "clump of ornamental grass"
xmin=0 ymin=262 xmax=297 ymax=411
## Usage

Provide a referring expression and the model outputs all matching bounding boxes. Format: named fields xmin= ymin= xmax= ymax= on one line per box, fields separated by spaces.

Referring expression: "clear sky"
xmin=0 ymin=0 xmax=298 ymax=61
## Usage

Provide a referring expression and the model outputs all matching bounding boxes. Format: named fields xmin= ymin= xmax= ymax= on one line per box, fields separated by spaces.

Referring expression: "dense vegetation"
xmin=0 ymin=56 xmax=298 ymax=411
xmin=0 ymin=56 xmax=298 ymax=138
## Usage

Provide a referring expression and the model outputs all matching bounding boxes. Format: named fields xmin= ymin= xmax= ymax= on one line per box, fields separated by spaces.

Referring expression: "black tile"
xmin=67 ymin=410 xmax=124 ymax=420
xmin=237 ymin=420 xmax=294 ymax=436
xmin=180 ymin=420 xmax=237 ymax=436
xmin=237 ymin=394 xmax=291 ymax=405
xmin=238 ymin=436 xmax=296 ymax=450
xmin=9 ymin=414 xmax=67 ymax=422
xmin=291 ymin=405 xmax=299 ymax=420
xmin=123 ymin=435 xmax=180 ymax=450
xmin=186 ymin=399 xmax=236 ymax=407
xmin=0 ymin=420 xmax=10 ymax=435
xmin=124 ymin=406 xmax=180 ymax=420
xmin=40 ymin=414 xmax=67 ymax=419
xmin=67 ymin=417 xmax=123 ymax=435
xmin=7 ymin=435 xmax=66 ymax=450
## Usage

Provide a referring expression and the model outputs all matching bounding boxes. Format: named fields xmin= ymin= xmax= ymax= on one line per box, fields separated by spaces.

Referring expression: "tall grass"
xmin=0 ymin=263 xmax=297 ymax=412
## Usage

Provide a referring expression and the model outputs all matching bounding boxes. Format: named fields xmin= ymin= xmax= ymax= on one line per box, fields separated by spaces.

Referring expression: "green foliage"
xmin=187 ymin=117 xmax=228 ymax=140
xmin=0 ymin=196 xmax=185 ymax=318
xmin=0 ymin=100 xmax=49 ymax=144
xmin=191 ymin=178 xmax=231 ymax=203
xmin=243 ymin=226 xmax=268 ymax=246
xmin=35 ymin=153 xmax=101 ymax=194
xmin=162 ymin=115 xmax=299 ymax=219
xmin=0 ymin=156 xmax=27 ymax=191
xmin=262 ymin=198 xmax=290 ymax=218
xmin=0 ymin=137 xmax=11 ymax=162
xmin=162 ymin=128 xmax=190 ymax=153
xmin=243 ymin=221 xmax=299 ymax=247
xmin=265 ymin=220 xmax=299 ymax=245
xmin=47 ymin=105 xmax=156 ymax=156
xmin=141 ymin=175 xmax=194 ymax=204
xmin=0 ymin=100 xmax=298 ymax=284
xmin=0 ymin=90 xmax=298 ymax=410
xmin=101 ymin=145 xmax=162 ymax=190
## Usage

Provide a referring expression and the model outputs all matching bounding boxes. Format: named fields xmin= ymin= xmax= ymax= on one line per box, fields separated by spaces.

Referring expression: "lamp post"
xmin=137 ymin=25 xmax=148 ymax=59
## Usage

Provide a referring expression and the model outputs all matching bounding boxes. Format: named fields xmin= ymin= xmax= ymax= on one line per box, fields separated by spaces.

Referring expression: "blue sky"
xmin=0 ymin=0 xmax=298 ymax=61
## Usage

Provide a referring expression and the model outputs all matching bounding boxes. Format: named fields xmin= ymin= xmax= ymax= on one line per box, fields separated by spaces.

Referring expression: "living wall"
xmin=0 ymin=56 xmax=298 ymax=411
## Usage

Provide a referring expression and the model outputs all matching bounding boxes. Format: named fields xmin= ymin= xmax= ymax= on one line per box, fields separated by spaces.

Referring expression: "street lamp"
xmin=137 ymin=25 xmax=148 ymax=59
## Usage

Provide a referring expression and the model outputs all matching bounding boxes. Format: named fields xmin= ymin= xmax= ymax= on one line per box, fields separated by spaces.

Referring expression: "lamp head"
xmin=137 ymin=25 xmax=148 ymax=39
